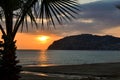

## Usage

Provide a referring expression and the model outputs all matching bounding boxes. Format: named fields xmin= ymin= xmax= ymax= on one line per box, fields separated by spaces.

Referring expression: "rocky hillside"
xmin=48 ymin=34 xmax=120 ymax=50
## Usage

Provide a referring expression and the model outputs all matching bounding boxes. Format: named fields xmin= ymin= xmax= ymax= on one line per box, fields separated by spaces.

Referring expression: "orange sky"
xmin=14 ymin=32 xmax=62 ymax=50
xmin=0 ymin=31 xmax=62 ymax=50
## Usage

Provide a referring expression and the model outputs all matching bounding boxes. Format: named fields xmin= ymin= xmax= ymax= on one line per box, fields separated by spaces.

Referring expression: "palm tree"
xmin=0 ymin=0 xmax=79 ymax=80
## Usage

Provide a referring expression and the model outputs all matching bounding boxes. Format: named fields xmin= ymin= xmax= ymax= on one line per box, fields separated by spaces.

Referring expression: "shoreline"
xmin=20 ymin=62 xmax=120 ymax=80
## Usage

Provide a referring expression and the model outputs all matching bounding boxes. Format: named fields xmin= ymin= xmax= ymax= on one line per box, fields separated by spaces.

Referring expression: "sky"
xmin=2 ymin=0 xmax=120 ymax=50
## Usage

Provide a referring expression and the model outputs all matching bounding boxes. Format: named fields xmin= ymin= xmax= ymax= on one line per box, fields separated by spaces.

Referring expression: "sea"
xmin=16 ymin=50 xmax=120 ymax=66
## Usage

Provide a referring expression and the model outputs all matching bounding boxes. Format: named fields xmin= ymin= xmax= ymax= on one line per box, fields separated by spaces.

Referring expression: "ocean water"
xmin=16 ymin=50 xmax=120 ymax=66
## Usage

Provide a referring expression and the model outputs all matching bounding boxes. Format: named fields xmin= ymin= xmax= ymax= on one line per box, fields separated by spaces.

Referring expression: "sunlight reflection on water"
xmin=38 ymin=51 xmax=54 ymax=67
xmin=39 ymin=51 xmax=47 ymax=64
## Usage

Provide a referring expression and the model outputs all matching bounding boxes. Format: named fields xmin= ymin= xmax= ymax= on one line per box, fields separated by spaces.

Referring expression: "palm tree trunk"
xmin=0 ymin=9 xmax=21 ymax=80
xmin=0 ymin=38 xmax=21 ymax=80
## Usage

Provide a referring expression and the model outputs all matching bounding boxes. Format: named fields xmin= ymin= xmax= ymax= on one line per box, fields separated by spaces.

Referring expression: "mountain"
xmin=48 ymin=34 xmax=120 ymax=50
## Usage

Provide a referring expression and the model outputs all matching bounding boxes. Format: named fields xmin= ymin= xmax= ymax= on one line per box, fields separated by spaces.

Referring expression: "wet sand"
xmin=20 ymin=62 xmax=120 ymax=80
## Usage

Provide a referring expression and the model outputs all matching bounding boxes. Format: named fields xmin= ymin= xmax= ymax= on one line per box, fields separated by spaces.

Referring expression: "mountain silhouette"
xmin=48 ymin=34 xmax=120 ymax=50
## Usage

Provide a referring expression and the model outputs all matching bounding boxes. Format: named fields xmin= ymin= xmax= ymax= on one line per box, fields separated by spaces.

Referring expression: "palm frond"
xmin=0 ymin=24 xmax=6 ymax=35
xmin=35 ymin=0 xmax=79 ymax=27
xmin=0 ymin=0 xmax=79 ymax=39
xmin=12 ymin=0 xmax=38 ymax=38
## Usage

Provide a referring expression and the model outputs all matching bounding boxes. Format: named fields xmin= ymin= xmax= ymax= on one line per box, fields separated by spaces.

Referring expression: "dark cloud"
xmin=81 ymin=0 xmax=120 ymax=27
xmin=50 ymin=0 xmax=120 ymax=36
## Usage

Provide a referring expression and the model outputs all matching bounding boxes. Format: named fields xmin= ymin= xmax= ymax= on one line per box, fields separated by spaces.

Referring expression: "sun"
xmin=37 ymin=35 xmax=49 ymax=42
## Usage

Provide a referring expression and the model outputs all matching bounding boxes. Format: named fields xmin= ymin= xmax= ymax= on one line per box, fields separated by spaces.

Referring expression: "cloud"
xmin=49 ymin=0 xmax=120 ymax=37
xmin=78 ymin=19 xmax=94 ymax=23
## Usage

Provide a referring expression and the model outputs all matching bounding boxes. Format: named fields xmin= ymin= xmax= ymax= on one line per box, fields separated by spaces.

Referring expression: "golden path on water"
xmin=39 ymin=51 xmax=49 ymax=67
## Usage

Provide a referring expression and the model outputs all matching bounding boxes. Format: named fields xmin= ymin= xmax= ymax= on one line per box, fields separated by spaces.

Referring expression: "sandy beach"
xmin=20 ymin=62 xmax=120 ymax=80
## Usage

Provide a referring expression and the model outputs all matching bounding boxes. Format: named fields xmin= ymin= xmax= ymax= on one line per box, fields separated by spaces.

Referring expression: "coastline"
xmin=20 ymin=62 xmax=120 ymax=80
